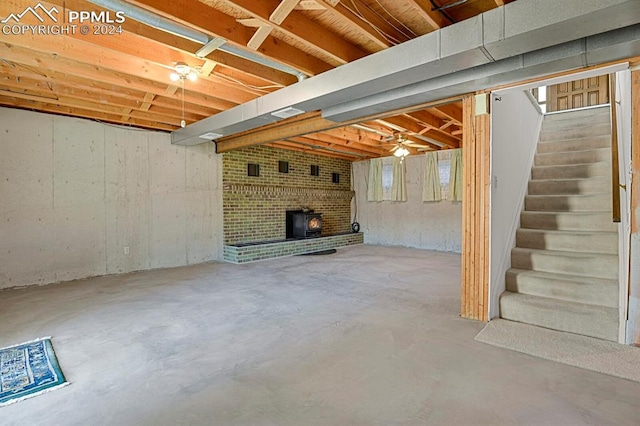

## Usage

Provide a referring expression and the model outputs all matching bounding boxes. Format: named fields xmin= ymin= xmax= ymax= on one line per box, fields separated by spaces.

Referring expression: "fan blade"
xmin=390 ymin=145 xmax=400 ymax=151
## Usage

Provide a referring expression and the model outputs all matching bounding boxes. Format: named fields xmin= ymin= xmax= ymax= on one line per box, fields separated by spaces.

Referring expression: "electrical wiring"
xmin=373 ymin=0 xmax=417 ymax=39
xmin=214 ymin=73 xmax=283 ymax=93
xmin=341 ymin=0 xmax=403 ymax=45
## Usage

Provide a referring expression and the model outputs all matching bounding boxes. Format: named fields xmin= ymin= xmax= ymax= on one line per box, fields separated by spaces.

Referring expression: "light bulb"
xmin=170 ymin=73 xmax=180 ymax=82
xmin=187 ymin=72 xmax=198 ymax=82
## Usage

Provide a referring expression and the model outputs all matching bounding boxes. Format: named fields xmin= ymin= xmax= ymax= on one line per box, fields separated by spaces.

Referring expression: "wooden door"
xmin=547 ymin=75 xmax=609 ymax=112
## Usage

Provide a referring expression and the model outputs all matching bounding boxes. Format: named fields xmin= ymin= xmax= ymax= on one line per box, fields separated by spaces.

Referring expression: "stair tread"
xmin=517 ymin=228 xmax=617 ymax=236
xmin=501 ymin=291 xmax=617 ymax=314
xmin=532 ymin=161 xmax=609 ymax=168
xmin=500 ymin=291 xmax=618 ymax=317
xmin=530 ymin=176 xmax=610 ymax=182
xmin=506 ymin=268 xmax=618 ymax=286
xmin=512 ymin=247 xmax=617 ymax=259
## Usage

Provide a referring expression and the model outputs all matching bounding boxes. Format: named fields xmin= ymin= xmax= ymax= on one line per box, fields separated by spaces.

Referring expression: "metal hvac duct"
xmin=169 ymin=0 xmax=640 ymax=146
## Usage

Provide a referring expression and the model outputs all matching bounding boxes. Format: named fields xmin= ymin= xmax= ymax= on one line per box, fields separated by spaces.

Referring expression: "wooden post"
xmin=628 ymin=69 xmax=640 ymax=345
xmin=461 ymin=94 xmax=491 ymax=321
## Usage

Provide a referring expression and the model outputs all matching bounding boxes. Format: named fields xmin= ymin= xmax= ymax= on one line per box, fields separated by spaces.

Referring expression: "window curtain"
xmin=391 ymin=157 xmax=407 ymax=202
xmin=367 ymin=158 xmax=383 ymax=201
xmin=449 ymin=148 xmax=463 ymax=202
xmin=422 ymin=151 xmax=441 ymax=202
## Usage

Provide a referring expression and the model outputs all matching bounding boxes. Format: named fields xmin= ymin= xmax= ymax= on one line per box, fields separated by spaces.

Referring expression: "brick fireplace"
xmin=221 ymin=145 xmax=362 ymax=263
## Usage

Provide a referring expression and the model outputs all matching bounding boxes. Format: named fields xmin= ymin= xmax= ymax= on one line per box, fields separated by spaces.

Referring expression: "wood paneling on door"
xmin=547 ymin=75 xmax=609 ymax=112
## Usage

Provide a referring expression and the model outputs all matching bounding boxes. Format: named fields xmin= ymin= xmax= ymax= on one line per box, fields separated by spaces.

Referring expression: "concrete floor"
xmin=2 ymin=245 xmax=640 ymax=425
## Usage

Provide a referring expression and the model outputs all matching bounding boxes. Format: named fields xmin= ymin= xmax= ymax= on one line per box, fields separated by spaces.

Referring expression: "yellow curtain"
xmin=391 ymin=157 xmax=407 ymax=202
xmin=422 ymin=151 xmax=441 ymax=202
xmin=367 ymin=158 xmax=383 ymax=201
xmin=449 ymin=148 xmax=463 ymax=202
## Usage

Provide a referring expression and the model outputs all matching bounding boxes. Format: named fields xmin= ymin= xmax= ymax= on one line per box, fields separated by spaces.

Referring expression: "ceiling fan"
xmin=386 ymin=133 xmax=432 ymax=157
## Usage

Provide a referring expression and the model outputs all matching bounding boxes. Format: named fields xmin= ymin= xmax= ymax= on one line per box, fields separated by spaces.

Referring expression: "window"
xmin=381 ymin=157 xmax=394 ymax=201
xmin=310 ymin=165 xmax=320 ymax=176
xmin=437 ymin=150 xmax=452 ymax=200
xmin=247 ymin=163 xmax=260 ymax=177
xmin=332 ymin=173 xmax=340 ymax=184
xmin=531 ymin=86 xmax=548 ymax=113
xmin=278 ymin=160 xmax=289 ymax=173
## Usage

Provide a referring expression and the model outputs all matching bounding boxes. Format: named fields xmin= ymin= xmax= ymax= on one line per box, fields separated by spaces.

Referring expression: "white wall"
xmin=0 ymin=107 xmax=223 ymax=289
xmin=489 ymin=90 xmax=543 ymax=318
xmin=616 ymin=70 xmax=636 ymax=344
xmin=352 ymin=155 xmax=462 ymax=252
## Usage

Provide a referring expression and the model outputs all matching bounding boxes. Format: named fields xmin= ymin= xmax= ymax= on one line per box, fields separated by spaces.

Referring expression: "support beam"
xmin=460 ymin=93 xmax=490 ymax=322
xmin=215 ymin=111 xmax=341 ymax=152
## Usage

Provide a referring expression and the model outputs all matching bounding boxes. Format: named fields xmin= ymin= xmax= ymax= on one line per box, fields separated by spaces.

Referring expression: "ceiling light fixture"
xmin=169 ymin=62 xmax=198 ymax=128
xmin=393 ymin=147 xmax=410 ymax=158
xmin=170 ymin=62 xmax=198 ymax=82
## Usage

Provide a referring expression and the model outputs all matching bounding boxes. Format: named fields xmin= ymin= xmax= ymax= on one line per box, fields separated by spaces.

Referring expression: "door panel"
xmin=547 ymin=75 xmax=609 ymax=112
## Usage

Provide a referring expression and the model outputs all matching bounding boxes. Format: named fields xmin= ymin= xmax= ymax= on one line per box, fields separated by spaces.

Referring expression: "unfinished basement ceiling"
xmin=0 ymin=0 xmax=513 ymax=159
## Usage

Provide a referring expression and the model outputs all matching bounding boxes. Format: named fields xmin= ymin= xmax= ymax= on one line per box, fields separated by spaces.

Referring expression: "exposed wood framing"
xmin=129 ymin=0 xmax=332 ymax=76
xmin=269 ymin=0 xmax=301 ymax=24
xmin=461 ymin=94 xmax=490 ymax=322
xmin=406 ymin=0 xmax=447 ymax=30
xmin=224 ymin=0 xmax=368 ymax=64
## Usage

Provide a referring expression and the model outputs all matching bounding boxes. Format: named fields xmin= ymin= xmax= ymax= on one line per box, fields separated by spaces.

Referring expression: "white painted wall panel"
xmin=352 ymin=155 xmax=462 ymax=253
xmin=0 ymin=107 xmax=224 ymax=289
xmin=489 ymin=90 xmax=543 ymax=318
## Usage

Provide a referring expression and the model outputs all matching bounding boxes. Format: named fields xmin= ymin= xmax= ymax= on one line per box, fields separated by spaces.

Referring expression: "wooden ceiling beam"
xmin=379 ymin=115 xmax=460 ymax=148
xmin=0 ymin=31 xmax=257 ymax=106
xmin=292 ymin=135 xmax=385 ymax=156
xmin=296 ymin=0 xmax=325 ymax=10
xmin=129 ymin=0 xmax=332 ymax=76
xmin=0 ymin=96 xmax=175 ymax=131
xmin=221 ymin=0 xmax=368 ymax=65
xmin=406 ymin=0 xmax=449 ymax=30
xmin=313 ymin=0 xmax=390 ymax=50
xmin=405 ymin=110 xmax=462 ymax=141
xmin=265 ymin=141 xmax=358 ymax=161
xmin=0 ymin=87 xmax=196 ymax=128
xmin=0 ymin=65 xmax=220 ymax=117
xmin=216 ymin=111 xmax=345 ymax=152
xmin=302 ymin=132 xmax=386 ymax=155
xmin=431 ymin=103 xmax=463 ymax=124
xmin=287 ymin=136 xmax=376 ymax=157
xmin=0 ymin=44 xmax=237 ymax=112
xmin=0 ymin=79 xmax=207 ymax=124
xmin=41 ymin=0 xmax=295 ymax=87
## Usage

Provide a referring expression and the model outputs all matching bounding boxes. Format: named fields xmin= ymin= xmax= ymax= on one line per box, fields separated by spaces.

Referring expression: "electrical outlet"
xmin=124 ymin=246 xmax=129 ymax=255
